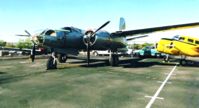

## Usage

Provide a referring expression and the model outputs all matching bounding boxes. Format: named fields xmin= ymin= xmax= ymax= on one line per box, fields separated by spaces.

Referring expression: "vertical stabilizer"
xmin=119 ymin=17 xmax=126 ymax=31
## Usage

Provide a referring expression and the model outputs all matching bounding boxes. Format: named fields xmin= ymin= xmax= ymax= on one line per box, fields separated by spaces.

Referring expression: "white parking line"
xmin=145 ymin=64 xmax=177 ymax=108
xmin=164 ymin=73 xmax=176 ymax=76
xmin=145 ymin=96 xmax=164 ymax=100
xmin=157 ymin=81 xmax=172 ymax=84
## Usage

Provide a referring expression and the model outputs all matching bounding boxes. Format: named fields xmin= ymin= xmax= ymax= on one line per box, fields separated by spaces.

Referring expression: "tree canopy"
xmin=128 ymin=43 xmax=154 ymax=49
xmin=16 ymin=38 xmax=32 ymax=49
xmin=0 ymin=40 xmax=6 ymax=47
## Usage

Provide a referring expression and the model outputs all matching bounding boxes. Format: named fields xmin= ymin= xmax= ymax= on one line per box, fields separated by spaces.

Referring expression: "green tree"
xmin=128 ymin=43 xmax=154 ymax=50
xmin=141 ymin=43 xmax=154 ymax=48
xmin=0 ymin=40 xmax=6 ymax=47
xmin=5 ymin=42 xmax=16 ymax=48
xmin=128 ymin=43 xmax=143 ymax=49
xmin=16 ymin=38 xmax=32 ymax=49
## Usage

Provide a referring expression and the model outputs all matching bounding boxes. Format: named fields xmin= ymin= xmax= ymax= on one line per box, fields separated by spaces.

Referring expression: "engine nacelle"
xmin=91 ymin=31 xmax=126 ymax=50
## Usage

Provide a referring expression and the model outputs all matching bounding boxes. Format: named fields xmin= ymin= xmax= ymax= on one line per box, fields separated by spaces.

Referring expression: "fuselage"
xmin=39 ymin=27 xmax=127 ymax=53
xmin=157 ymin=35 xmax=199 ymax=57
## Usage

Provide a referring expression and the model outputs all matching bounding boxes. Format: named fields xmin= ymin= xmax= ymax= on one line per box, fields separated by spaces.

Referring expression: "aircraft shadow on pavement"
xmin=0 ymin=71 xmax=45 ymax=85
xmin=119 ymin=58 xmax=165 ymax=68
xmin=0 ymin=72 xmax=7 ymax=74
xmin=65 ymin=57 xmax=161 ymax=68
xmin=166 ymin=58 xmax=199 ymax=67
xmin=60 ymin=57 xmax=199 ymax=69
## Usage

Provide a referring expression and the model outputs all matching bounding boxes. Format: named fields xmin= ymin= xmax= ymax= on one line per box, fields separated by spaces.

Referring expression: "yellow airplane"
xmin=156 ymin=35 xmax=199 ymax=65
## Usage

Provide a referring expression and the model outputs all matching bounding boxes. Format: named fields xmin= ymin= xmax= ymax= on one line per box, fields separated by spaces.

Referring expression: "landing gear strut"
xmin=46 ymin=52 xmax=57 ymax=70
xmin=109 ymin=51 xmax=119 ymax=66
xmin=180 ymin=55 xmax=187 ymax=66
xmin=163 ymin=54 xmax=170 ymax=62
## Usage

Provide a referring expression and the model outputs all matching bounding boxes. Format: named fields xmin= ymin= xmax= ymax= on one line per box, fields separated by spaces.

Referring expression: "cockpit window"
xmin=50 ymin=33 xmax=56 ymax=36
xmin=45 ymin=30 xmax=56 ymax=36
xmin=188 ymin=38 xmax=194 ymax=43
xmin=195 ymin=40 xmax=199 ymax=45
xmin=172 ymin=35 xmax=179 ymax=40
xmin=179 ymin=37 xmax=185 ymax=41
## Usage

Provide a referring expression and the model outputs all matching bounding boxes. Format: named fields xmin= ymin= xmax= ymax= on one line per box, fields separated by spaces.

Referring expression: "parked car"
xmin=93 ymin=48 xmax=133 ymax=56
xmin=93 ymin=50 xmax=110 ymax=56
xmin=133 ymin=46 xmax=165 ymax=58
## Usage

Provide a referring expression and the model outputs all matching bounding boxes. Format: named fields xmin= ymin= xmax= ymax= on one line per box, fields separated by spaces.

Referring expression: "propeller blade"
xmin=87 ymin=44 xmax=90 ymax=66
xmin=85 ymin=21 xmax=110 ymax=66
xmin=31 ymin=44 xmax=36 ymax=62
xmin=25 ymin=30 xmax=31 ymax=36
xmin=31 ymin=40 xmax=37 ymax=45
xmin=16 ymin=30 xmax=32 ymax=37
xmin=16 ymin=34 xmax=31 ymax=37
xmin=94 ymin=21 xmax=110 ymax=34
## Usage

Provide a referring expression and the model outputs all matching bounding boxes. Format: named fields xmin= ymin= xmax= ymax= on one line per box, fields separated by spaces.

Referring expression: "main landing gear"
xmin=46 ymin=53 xmax=68 ymax=70
xmin=58 ymin=54 xmax=67 ymax=63
xmin=46 ymin=51 xmax=119 ymax=69
xmin=109 ymin=51 xmax=119 ymax=66
xmin=179 ymin=55 xmax=187 ymax=66
xmin=163 ymin=54 xmax=189 ymax=65
xmin=163 ymin=54 xmax=170 ymax=62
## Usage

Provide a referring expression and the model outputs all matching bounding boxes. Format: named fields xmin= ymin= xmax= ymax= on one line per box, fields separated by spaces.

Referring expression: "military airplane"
xmin=17 ymin=18 xmax=199 ymax=69
xmin=156 ymin=35 xmax=199 ymax=65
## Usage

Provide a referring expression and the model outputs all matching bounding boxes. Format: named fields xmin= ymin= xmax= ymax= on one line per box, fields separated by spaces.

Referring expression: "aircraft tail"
xmin=119 ymin=17 xmax=126 ymax=31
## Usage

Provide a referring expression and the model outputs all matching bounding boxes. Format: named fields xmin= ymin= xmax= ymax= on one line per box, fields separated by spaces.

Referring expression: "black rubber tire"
xmin=58 ymin=54 xmax=67 ymax=63
xmin=155 ymin=53 xmax=161 ymax=58
xmin=109 ymin=54 xmax=119 ymax=66
xmin=46 ymin=56 xmax=57 ymax=70
xmin=180 ymin=59 xmax=187 ymax=66
xmin=163 ymin=55 xmax=170 ymax=62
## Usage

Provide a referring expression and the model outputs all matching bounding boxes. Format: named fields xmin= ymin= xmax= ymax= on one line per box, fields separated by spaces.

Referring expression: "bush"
xmin=16 ymin=38 xmax=32 ymax=49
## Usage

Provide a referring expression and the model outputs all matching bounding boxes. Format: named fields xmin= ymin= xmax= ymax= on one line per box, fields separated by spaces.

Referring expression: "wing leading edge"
xmin=111 ymin=22 xmax=199 ymax=37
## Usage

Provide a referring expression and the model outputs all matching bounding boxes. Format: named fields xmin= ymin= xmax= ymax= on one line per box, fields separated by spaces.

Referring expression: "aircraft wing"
xmin=110 ymin=22 xmax=199 ymax=37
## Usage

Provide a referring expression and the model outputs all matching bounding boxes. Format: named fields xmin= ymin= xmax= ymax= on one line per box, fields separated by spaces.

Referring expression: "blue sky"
xmin=1 ymin=0 xmax=199 ymax=42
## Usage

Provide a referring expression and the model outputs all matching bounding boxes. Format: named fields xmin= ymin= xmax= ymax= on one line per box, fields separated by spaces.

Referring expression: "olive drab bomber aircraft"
xmin=156 ymin=35 xmax=199 ymax=65
xmin=17 ymin=18 xmax=199 ymax=69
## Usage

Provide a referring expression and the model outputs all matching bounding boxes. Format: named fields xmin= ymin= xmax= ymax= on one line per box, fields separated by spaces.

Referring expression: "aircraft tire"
xmin=155 ymin=53 xmax=161 ymax=58
xmin=109 ymin=54 xmax=119 ymax=66
xmin=180 ymin=59 xmax=187 ymax=66
xmin=58 ymin=54 xmax=67 ymax=63
xmin=163 ymin=55 xmax=170 ymax=62
xmin=46 ymin=56 xmax=57 ymax=70
xmin=93 ymin=51 xmax=98 ymax=56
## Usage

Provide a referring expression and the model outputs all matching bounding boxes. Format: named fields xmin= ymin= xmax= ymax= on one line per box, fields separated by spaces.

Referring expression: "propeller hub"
xmin=36 ymin=35 xmax=44 ymax=45
xmin=83 ymin=30 xmax=96 ymax=46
